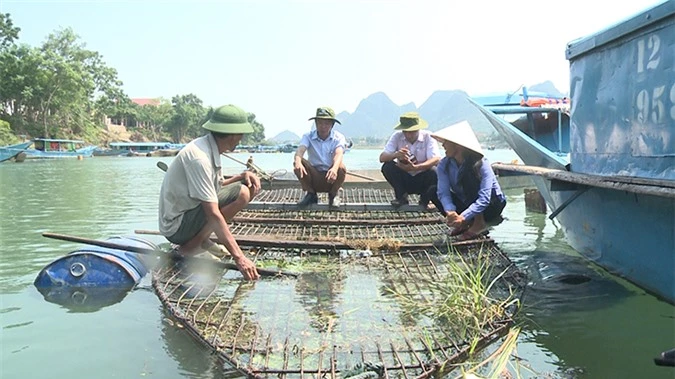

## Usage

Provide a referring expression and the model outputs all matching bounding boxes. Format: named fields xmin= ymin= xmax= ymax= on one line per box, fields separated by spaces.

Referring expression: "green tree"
xmin=0 ymin=20 xmax=126 ymax=141
xmin=167 ymin=94 xmax=206 ymax=142
xmin=240 ymin=113 xmax=265 ymax=145
xmin=0 ymin=44 xmax=42 ymax=133
xmin=136 ymin=99 xmax=174 ymax=140
xmin=0 ymin=13 xmax=20 ymax=49
xmin=0 ymin=120 xmax=20 ymax=145
xmin=36 ymin=28 xmax=103 ymax=137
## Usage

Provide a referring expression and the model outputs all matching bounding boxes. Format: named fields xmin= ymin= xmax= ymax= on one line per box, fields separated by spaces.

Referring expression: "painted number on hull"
xmin=636 ymin=36 xmax=660 ymax=73
xmin=635 ymin=34 xmax=674 ymax=124
xmin=636 ymin=86 xmax=668 ymax=124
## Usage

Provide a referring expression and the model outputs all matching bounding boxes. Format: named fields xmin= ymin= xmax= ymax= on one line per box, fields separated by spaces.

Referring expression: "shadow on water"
xmin=491 ymin=187 xmax=675 ymax=378
xmin=160 ymin=313 xmax=241 ymax=379
xmin=159 ymin=268 xmax=256 ymax=379
xmin=521 ymin=250 xmax=632 ymax=316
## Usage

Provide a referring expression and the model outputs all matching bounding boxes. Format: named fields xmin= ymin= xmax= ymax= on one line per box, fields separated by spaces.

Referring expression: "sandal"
xmin=455 ymin=230 xmax=489 ymax=242
xmin=447 ymin=227 xmax=468 ymax=237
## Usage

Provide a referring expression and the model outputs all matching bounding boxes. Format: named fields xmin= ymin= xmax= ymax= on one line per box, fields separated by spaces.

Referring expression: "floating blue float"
xmin=34 ymin=236 xmax=158 ymax=310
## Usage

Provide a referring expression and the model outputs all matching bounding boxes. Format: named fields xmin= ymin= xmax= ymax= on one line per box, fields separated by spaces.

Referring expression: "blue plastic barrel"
xmin=34 ymin=236 xmax=159 ymax=310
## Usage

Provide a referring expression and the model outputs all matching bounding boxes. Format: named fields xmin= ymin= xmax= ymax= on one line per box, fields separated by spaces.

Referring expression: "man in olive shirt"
xmin=159 ymin=104 xmax=260 ymax=280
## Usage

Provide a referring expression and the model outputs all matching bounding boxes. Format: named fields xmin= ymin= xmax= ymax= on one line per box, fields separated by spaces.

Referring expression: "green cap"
xmin=308 ymin=106 xmax=341 ymax=125
xmin=202 ymin=104 xmax=254 ymax=134
xmin=393 ymin=112 xmax=428 ymax=131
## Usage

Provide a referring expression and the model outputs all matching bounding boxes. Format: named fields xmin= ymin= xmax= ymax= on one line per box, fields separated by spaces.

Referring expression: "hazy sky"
xmin=1 ymin=0 xmax=666 ymax=138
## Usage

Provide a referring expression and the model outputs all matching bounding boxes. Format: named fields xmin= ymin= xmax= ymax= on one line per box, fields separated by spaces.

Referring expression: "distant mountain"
xmin=337 ymin=90 xmax=496 ymax=139
xmin=338 ymin=92 xmax=415 ymax=140
xmin=417 ymin=90 xmax=496 ymax=135
xmin=269 ymin=130 xmax=301 ymax=143
xmin=335 ymin=111 xmax=351 ymax=122
xmin=335 ymin=82 xmax=565 ymax=142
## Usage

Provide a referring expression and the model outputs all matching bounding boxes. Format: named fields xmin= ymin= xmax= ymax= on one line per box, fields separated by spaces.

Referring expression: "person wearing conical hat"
xmin=379 ymin=111 xmax=442 ymax=209
xmin=429 ymin=121 xmax=506 ymax=240
xmin=158 ymin=104 xmax=261 ymax=280
xmin=293 ymin=107 xmax=347 ymax=208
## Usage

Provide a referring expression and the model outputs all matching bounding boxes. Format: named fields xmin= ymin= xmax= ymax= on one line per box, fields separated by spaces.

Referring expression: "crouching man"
xmin=293 ymin=106 xmax=347 ymax=209
xmin=158 ymin=104 xmax=260 ymax=280
xmin=379 ymin=112 xmax=441 ymax=209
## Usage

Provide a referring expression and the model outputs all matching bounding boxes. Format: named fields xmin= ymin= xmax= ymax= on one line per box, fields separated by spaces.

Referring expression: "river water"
xmin=1 ymin=150 xmax=673 ymax=379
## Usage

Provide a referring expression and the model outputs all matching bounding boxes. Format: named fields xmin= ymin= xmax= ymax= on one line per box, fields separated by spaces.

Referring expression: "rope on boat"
xmin=222 ymin=153 xmax=287 ymax=183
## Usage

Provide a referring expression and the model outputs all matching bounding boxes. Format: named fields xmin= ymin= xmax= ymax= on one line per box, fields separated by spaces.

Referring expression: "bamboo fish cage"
xmin=151 ymin=187 xmax=525 ymax=378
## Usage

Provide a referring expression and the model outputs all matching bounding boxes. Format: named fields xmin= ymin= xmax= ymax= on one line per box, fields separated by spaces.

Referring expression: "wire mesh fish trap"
xmin=252 ymin=188 xmax=413 ymax=205
xmin=230 ymin=220 xmax=449 ymax=246
xmin=236 ymin=209 xmax=441 ymax=223
xmin=232 ymin=189 xmax=450 ymax=248
xmin=152 ymin=240 xmax=524 ymax=379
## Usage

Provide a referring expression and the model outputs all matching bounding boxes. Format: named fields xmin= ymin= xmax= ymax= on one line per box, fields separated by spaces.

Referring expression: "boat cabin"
xmin=33 ymin=138 xmax=87 ymax=152
xmin=109 ymin=142 xmax=172 ymax=153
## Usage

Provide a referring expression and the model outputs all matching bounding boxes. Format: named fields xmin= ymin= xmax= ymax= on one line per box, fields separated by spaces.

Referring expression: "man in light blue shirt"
xmin=293 ymin=107 xmax=347 ymax=208
xmin=430 ymin=121 xmax=506 ymax=240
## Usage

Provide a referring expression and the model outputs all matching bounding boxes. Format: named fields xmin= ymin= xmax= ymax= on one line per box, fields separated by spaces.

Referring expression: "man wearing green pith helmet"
xmin=158 ymin=104 xmax=261 ymax=281
xmin=293 ymin=106 xmax=347 ymax=208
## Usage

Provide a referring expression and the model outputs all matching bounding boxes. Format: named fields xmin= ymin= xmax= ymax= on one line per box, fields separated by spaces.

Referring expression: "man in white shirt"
xmin=379 ymin=112 xmax=441 ymax=209
xmin=293 ymin=107 xmax=347 ymax=208
xmin=159 ymin=104 xmax=261 ymax=280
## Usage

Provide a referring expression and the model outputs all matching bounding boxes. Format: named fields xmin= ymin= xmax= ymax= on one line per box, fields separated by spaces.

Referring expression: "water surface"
xmin=1 ymin=151 xmax=673 ymax=378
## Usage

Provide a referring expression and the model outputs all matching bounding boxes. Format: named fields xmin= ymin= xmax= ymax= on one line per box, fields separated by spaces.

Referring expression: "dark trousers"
xmin=381 ymin=161 xmax=437 ymax=203
xmin=295 ymin=158 xmax=346 ymax=196
xmin=429 ymin=185 xmax=506 ymax=222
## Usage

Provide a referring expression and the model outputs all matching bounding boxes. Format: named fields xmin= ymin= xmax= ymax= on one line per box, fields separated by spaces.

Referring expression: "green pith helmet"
xmin=202 ymin=104 xmax=254 ymax=134
xmin=393 ymin=112 xmax=428 ymax=131
xmin=308 ymin=106 xmax=341 ymax=125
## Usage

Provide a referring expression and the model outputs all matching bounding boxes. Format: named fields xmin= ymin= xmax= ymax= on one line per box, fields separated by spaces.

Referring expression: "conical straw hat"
xmin=431 ymin=121 xmax=484 ymax=157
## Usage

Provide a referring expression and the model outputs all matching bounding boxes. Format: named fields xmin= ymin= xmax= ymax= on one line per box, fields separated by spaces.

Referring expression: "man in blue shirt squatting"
xmin=293 ymin=107 xmax=347 ymax=209
xmin=429 ymin=121 xmax=507 ymax=241
xmin=158 ymin=104 xmax=261 ymax=280
xmin=379 ymin=111 xmax=442 ymax=209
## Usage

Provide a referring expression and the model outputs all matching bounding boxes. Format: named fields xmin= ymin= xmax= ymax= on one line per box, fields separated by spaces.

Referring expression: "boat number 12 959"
xmin=634 ymin=33 xmax=674 ymax=125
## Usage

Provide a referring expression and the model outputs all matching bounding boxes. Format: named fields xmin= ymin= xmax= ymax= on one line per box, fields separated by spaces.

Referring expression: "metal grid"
xmin=232 ymin=189 xmax=448 ymax=245
xmin=236 ymin=209 xmax=442 ymax=223
xmin=253 ymin=188 xmax=421 ymax=205
xmin=152 ymin=242 xmax=524 ymax=379
xmin=229 ymin=221 xmax=448 ymax=245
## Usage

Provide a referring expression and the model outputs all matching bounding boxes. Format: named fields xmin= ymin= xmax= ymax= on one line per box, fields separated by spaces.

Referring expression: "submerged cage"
xmin=152 ymin=188 xmax=524 ymax=378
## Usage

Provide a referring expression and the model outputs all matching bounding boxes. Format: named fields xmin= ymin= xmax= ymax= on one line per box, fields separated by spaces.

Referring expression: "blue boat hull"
xmin=471 ymin=2 xmax=675 ymax=303
xmin=539 ymin=178 xmax=673 ymax=300
xmin=477 ymin=104 xmax=675 ymax=303
xmin=0 ymin=141 xmax=31 ymax=163
xmin=24 ymin=145 xmax=97 ymax=159
xmin=34 ymin=236 xmax=158 ymax=309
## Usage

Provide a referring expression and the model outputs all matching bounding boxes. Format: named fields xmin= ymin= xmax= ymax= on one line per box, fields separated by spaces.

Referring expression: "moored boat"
xmin=472 ymin=1 xmax=675 ymax=303
xmin=106 ymin=141 xmax=181 ymax=157
xmin=0 ymin=141 xmax=31 ymax=163
xmin=25 ymin=138 xmax=97 ymax=159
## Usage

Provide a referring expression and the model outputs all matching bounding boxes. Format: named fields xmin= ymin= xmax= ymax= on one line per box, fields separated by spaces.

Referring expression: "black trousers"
xmin=381 ymin=161 xmax=438 ymax=203
xmin=428 ymin=185 xmax=506 ymax=222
